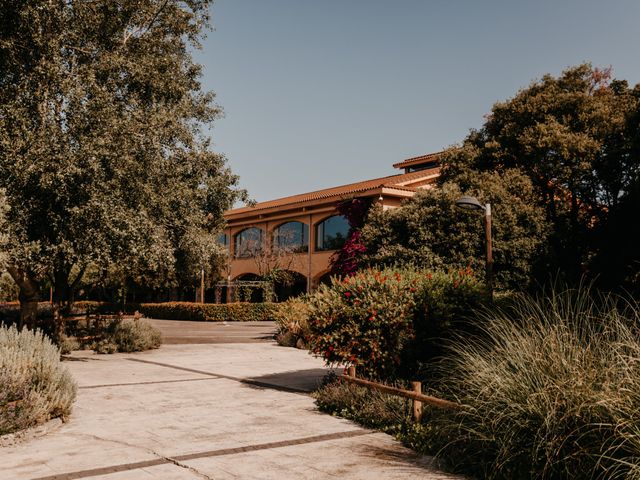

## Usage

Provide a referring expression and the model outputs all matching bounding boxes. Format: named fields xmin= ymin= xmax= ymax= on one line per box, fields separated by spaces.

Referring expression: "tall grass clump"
xmin=274 ymin=297 xmax=311 ymax=347
xmin=0 ymin=325 xmax=77 ymax=435
xmin=429 ymin=284 xmax=640 ymax=479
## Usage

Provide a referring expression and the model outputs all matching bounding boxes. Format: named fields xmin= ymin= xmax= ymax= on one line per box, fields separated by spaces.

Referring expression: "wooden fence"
xmin=340 ymin=366 xmax=462 ymax=421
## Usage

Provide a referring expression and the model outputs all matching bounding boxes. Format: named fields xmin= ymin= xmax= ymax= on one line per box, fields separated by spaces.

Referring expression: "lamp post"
xmin=455 ymin=196 xmax=493 ymax=299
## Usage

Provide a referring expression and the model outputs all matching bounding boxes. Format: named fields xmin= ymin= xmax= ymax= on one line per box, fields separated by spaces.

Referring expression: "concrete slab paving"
xmin=0 ymin=340 xmax=462 ymax=479
xmin=147 ymin=320 xmax=276 ymax=344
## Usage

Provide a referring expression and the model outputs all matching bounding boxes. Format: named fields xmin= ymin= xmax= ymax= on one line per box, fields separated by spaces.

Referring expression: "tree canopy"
xmin=361 ymin=169 xmax=549 ymax=291
xmin=440 ymin=64 xmax=640 ymax=289
xmin=0 ymin=1 xmax=244 ymax=326
xmin=362 ymin=64 xmax=640 ymax=292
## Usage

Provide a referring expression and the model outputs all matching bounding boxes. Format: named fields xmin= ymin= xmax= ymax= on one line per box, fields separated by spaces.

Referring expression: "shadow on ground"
xmin=244 ymin=367 xmax=338 ymax=394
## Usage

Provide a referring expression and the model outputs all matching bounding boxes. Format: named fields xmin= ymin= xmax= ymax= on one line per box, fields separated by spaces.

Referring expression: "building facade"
xmin=219 ymin=153 xmax=441 ymax=300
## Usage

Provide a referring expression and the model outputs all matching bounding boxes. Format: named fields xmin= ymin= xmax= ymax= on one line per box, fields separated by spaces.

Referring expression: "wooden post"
xmin=200 ymin=266 xmax=205 ymax=304
xmin=411 ymin=381 xmax=422 ymax=421
xmin=347 ymin=366 xmax=356 ymax=378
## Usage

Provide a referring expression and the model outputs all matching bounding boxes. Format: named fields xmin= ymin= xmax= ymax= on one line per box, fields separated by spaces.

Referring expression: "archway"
xmin=317 ymin=271 xmax=336 ymax=288
xmin=274 ymin=271 xmax=307 ymax=302
xmin=234 ymin=273 xmax=265 ymax=303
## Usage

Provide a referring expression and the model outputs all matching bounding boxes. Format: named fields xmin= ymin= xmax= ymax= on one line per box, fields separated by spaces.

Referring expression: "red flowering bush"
xmin=330 ymin=198 xmax=372 ymax=276
xmin=307 ymin=267 xmax=485 ymax=379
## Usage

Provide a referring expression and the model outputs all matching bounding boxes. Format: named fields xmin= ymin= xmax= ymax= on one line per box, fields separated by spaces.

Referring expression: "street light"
xmin=455 ymin=196 xmax=493 ymax=299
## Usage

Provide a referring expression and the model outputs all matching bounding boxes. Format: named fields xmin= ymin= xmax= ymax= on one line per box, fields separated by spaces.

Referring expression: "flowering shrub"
xmin=307 ymin=267 xmax=485 ymax=379
xmin=330 ymin=198 xmax=372 ymax=276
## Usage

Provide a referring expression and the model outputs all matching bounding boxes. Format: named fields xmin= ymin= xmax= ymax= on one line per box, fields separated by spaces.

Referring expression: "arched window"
xmin=235 ymin=227 xmax=263 ymax=258
xmin=315 ymin=215 xmax=349 ymax=251
xmin=274 ymin=221 xmax=308 ymax=253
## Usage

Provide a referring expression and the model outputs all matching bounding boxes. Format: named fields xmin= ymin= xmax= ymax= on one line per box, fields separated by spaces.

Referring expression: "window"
xmin=274 ymin=222 xmax=308 ymax=253
xmin=216 ymin=233 xmax=228 ymax=248
xmin=235 ymin=227 xmax=263 ymax=258
xmin=315 ymin=215 xmax=349 ymax=251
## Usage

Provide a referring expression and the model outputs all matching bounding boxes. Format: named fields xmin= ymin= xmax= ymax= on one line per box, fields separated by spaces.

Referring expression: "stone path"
xmin=1 ymin=331 xmax=462 ymax=479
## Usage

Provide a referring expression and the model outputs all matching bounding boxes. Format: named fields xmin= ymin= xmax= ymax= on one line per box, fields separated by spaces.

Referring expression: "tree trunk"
xmin=6 ymin=266 xmax=40 ymax=331
xmin=50 ymin=265 xmax=85 ymax=344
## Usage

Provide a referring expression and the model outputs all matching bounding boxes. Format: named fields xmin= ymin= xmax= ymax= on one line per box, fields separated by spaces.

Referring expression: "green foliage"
xmin=427 ymin=285 xmax=640 ymax=479
xmin=0 ymin=325 xmax=76 ymax=435
xmin=139 ymin=302 xmax=280 ymax=322
xmin=0 ymin=271 xmax=19 ymax=302
xmin=107 ymin=318 xmax=162 ymax=353
xmin=313 ymin=377 xmax=442 ymax=456
xmin=0 ymin=1 xmax=245 ymax=313
xmin=314 ymin=376 xmax=410 ymax=435
xmin=439 ymin=64 xmax=640 ymax=288
xmin=59 ymin=335 xmax=80 ymax=355
xmin=0 ymin=302 xmax=53 ymax=326
xmin=273 ymin=297 xmax=311 ymax=347
xmin=361 ymin=169 xmax=549 ymax=291
xmin=306 ymin=267 xmax=485 ymax=379
xmin=70 ymin=315 xmax=162 ymax=354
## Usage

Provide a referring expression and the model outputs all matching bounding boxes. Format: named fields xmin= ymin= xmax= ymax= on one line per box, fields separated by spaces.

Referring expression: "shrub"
xmin=0 ymin=301 xmax=136 ymax=327
xmin=110 ymin=317 xmax=162 ymax=352
xmin=274 ymin=297 xmax=311 ymax=347
xmin=0 ymin=302 xmax=53 ymax=326
xmin=307 ymin=268 xmax=418 ymax=378
xmin=75 ymin=315 xmax=162 ymax=354
xmin=314 ymin=375 xmax=410 ymax=435
xmin=139 ymin=302 xmax=279 ymax=322
xmin=427 ymin=285 xmax=640 ymax=479
xmin=72 ymin=301 xmax=140 ymax=315
xmin=313 ymin=374 xmax=447 ymax=458
xmin=0 ymin=325 xmax=76 ymax=435
xmin=59 ymin=335 xmax=80 ymax=354
xmin=306 ymin=267 xmax=485 ymax=379
xmin=0 ymin=272 xmax=18 ymax=302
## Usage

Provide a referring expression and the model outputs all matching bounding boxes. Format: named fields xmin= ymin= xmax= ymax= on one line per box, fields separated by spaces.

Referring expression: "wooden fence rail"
xmin=340 ymin=366 xmax=463 ymax=420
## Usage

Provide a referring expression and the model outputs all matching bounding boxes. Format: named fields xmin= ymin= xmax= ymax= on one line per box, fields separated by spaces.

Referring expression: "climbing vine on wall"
xmin=329 ymin=198 xmax=372 ymax=276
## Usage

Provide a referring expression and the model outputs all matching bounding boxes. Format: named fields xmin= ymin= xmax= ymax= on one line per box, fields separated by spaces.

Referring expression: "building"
xmin=219 ymin=153 xmax=441 ymax=300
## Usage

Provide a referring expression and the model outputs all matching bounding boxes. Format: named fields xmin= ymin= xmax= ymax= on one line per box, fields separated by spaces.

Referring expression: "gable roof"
xmin=393 ymin=151 xmax=443 ymax=170
xmin=225 ymin=167 xmax=440 ymax=217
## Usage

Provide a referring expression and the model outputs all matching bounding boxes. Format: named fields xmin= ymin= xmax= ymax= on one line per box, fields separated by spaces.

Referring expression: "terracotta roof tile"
xmin=226 ymin=167 xmax=440 ymax=216
xmin=393 ymin=151 xmax=443 ymax=169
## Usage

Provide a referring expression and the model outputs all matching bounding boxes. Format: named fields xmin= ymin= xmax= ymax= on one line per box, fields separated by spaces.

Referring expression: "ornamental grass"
xmin=429 ymin=284 xmax=640 ymax=479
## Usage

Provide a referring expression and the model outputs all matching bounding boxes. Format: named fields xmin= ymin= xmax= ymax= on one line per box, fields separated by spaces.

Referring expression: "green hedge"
xmin=0 ymin=301 xmax=138 ymax=325
xmin=1 ymin=301 xmax=279 ymax=324
xmin=139 ymin=302 xmax=279 ymax=322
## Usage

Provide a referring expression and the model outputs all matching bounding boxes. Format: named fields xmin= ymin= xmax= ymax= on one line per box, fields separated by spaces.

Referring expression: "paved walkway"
xmin=1 ymin=338 xmax=461 ymax=479
xmin=146 ymin=319 xmax=277 ymax=344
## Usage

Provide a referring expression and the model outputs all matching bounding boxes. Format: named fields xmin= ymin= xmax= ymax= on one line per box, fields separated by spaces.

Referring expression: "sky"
xmin=195 ymin=0 xmax=640 ymax=204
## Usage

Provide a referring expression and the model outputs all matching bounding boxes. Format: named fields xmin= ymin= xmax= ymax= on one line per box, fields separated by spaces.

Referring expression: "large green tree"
xmin=0 ymin=1 xmax=244 ymax=330
xmin=361 ymin=169 xmax=549 ymax=291
xmin=441 ymin=64 xmax=640 ymax=285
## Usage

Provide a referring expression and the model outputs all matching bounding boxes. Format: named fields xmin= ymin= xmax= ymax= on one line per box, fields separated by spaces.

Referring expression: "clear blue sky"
xmin=195 ymin=0 xmax=640 ymax=203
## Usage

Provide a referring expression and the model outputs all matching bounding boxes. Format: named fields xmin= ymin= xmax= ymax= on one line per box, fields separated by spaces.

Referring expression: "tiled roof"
xmin=226 ymin=167 xmax=440 ymax=216
xmin=393 ymin=151 xmax=443 ymax=169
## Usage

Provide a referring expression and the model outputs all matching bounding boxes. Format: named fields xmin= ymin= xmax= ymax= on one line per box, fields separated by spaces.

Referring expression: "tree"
xmin=0 ymin=1 xmax=244 ymax=332
xmin=360 ymin=169 xmax=549 ymax=291
xmin=440 ymin=64 xmax=640 ymax=283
